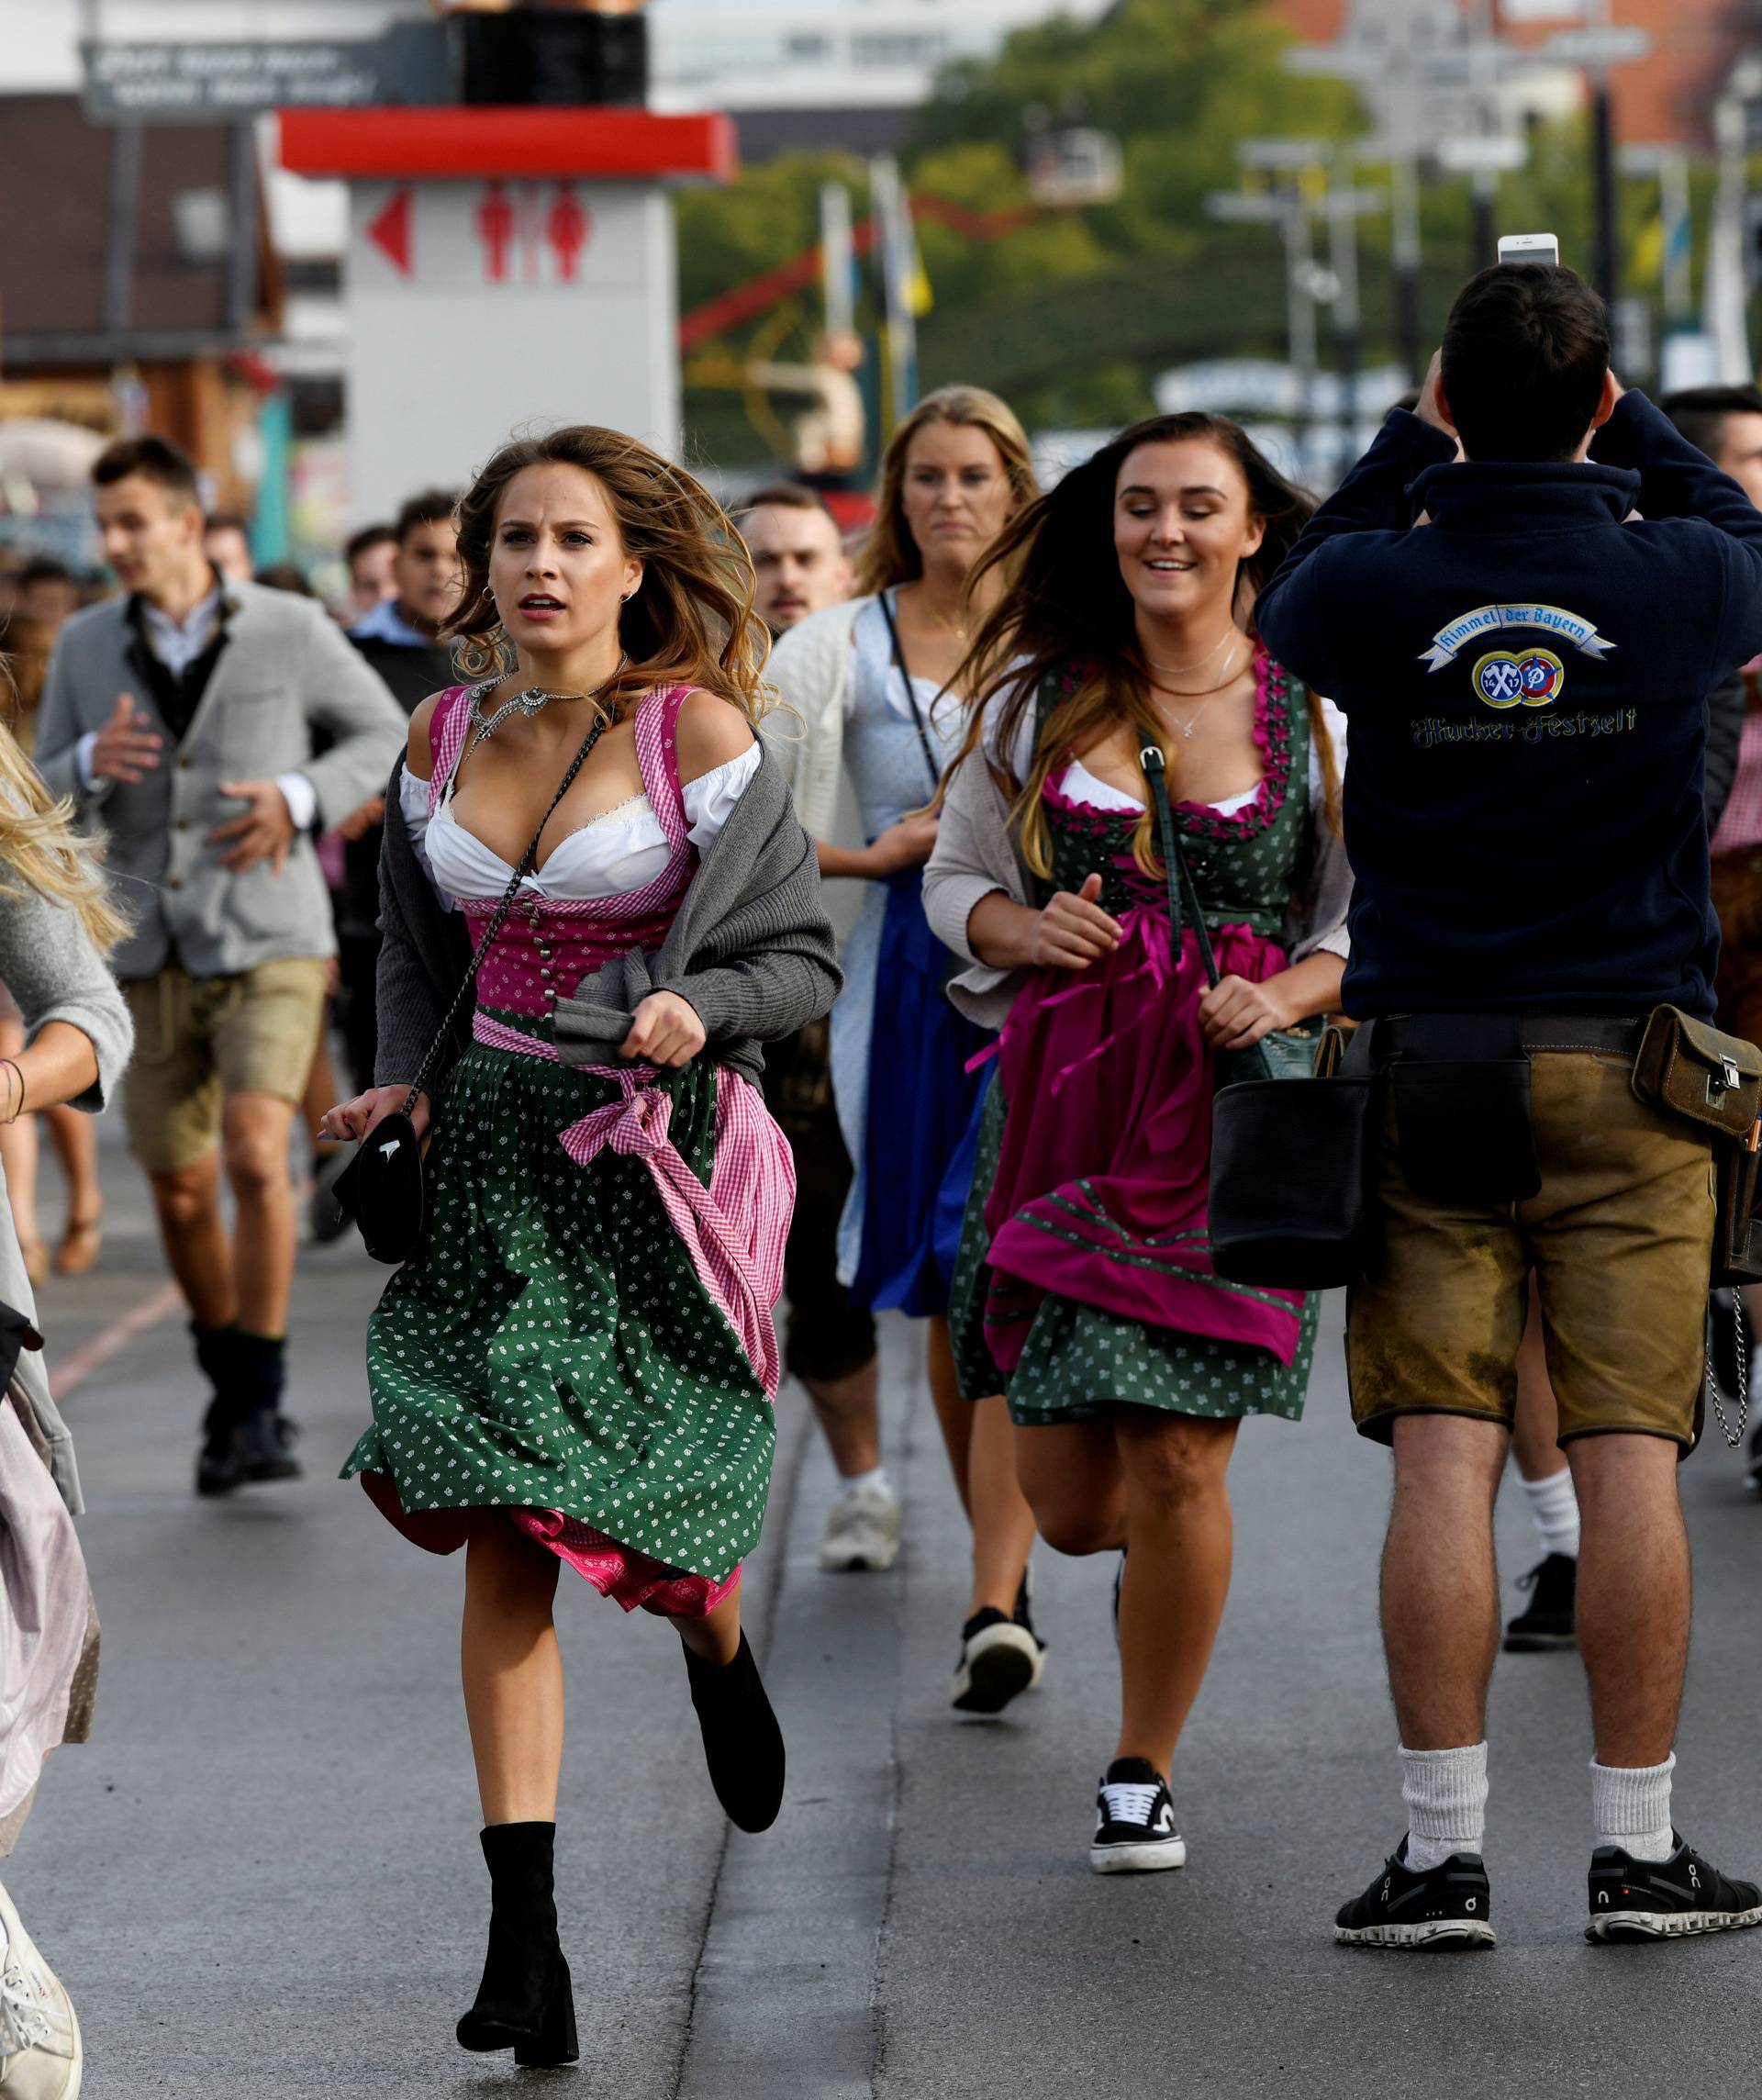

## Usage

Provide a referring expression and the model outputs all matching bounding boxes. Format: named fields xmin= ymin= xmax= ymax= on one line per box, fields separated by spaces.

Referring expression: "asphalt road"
xmin=15 ymin=1129 xmax=1762 ymax=2097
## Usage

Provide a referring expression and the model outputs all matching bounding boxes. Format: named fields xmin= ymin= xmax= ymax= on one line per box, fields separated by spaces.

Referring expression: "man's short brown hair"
xmin=1659 ymin=385 xmax=1762 ymax=464
xmin=394 ymin=488 xmax=461 ymax=544
xmin=92 ymin=434 xmax=201 ymax=508
xmin=1441 ymin=264 xmax=1610 ymax=464
xmin=739 ymin=481 xmax=835 ymax=520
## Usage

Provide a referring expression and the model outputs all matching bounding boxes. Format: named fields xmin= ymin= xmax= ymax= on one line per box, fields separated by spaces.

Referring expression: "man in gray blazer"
xmin=36 ymin=435 xmax=406 ymax=1497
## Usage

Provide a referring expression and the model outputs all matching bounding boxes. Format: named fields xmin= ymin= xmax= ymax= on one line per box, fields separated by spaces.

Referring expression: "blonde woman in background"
xmin=0 ymin=714 xmax=134 ymax=2094
xmin=766 ymin=385 xmax=1048 ymax=1717
xmin=2 ymin=563 xmax=106 ymax=1281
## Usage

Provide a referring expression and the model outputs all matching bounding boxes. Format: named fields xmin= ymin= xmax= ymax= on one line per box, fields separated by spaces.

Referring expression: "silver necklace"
xmin=1168 ymin=694 xmax=1218 ymax=741
xmin=467 ymin=658 xmax=625 ymax=745
xmin=1143 ymin=626 xmax=1236 ymax=677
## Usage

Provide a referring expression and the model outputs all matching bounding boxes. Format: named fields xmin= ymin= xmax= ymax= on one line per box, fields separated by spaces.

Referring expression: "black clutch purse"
xmin=336 ymin=1108 xmax=430 ymax=1267
xmin=334 ymin=714 xmax=608 ymax=1267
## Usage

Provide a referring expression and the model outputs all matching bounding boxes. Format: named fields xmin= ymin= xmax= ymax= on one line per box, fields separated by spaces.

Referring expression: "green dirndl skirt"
xmin=949 ymin=1077 xmax=1317 ymax=1428
xmin=340 ymin=1012 xmax=775 ymax=1587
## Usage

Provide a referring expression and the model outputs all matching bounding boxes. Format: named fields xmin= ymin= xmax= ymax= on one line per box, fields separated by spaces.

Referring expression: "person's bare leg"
xmin=150 ymin=1152 xmax=236 ymax=1330
xmin=1567 ymin=1433 xmax=1689 ymax=1768
xmin=1015 ymin=1417 xmax=1127 ymax=1558
xmin=925 ymin=1313 xmax=974 ymax=1513
xmin=1382 ymin=1414 xmax=1509 ymax=1748
xmin=462 ymin=1519 xmax=564 ymax=1825
xmin=221 ymin=1092 xmax=298 ymax=1336
xmin=966 ymin=1392 xmax=1040 ymax=1617
xmin=44 ymin=1104 xmax=102 ymax=1270
xmin=802 ymin=1358 xmax=881 ymax=1478
xmin=658 ymin=1576 xmax=743 ymax=1667
xmin=1111 ymin=1411 xmax=1239 ymax=1773
xmin=300 ymin=1033 xmax=340 ymax=1170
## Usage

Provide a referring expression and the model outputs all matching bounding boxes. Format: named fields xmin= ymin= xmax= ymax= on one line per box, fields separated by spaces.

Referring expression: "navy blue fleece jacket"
xmin=1255 ymin=391 xmax=1762 ymax=1019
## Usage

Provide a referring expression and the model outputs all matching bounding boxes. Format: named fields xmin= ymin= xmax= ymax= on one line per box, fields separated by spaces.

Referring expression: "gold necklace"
xmin=906 ymin=585 xmax=970 ymax=642
xmin=1147 ymin=636 xmax=1247 ymax=709
xmin=1143 ymin=626 xmax=1237 ymax=677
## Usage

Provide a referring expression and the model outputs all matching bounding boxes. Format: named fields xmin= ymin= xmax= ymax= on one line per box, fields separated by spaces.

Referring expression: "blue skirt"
xmin=849 ymin=867 xmax=992 ymax=1318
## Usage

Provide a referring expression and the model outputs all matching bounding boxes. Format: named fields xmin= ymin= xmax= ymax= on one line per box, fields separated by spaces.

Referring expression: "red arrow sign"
xmin=366 ymin=186 xmax=413 ymax=276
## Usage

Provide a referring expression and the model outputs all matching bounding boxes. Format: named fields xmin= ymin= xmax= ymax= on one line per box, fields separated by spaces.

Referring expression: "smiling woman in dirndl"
xmin=319 ymin=428 xmax=838 ymax=2068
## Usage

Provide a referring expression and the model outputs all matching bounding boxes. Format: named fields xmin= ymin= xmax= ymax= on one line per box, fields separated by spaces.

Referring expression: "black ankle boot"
xmin=682 ymin=1631 xmax=786 ymax=1834
xmin=230 ymin=1332 xmax=302 ymax=1482
xmin=193 ymin=1325 xmax=244 ymax=1498
xmin=457 ymin=1822 xmax=578 ymax=2066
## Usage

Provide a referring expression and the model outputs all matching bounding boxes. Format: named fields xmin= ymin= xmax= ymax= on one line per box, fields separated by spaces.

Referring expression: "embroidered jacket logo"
xmin=1472 ymin=647 xmax=1566 ymax=709
xmin=1420 ymin=602 xmax=1615 ymax=673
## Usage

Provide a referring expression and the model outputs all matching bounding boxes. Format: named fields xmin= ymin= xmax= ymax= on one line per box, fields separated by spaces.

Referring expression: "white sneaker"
xmin=818 ymin=1481 xmax=899 ymax=1572
xmin=0 ymin=1880 xmax=82 ymax=2096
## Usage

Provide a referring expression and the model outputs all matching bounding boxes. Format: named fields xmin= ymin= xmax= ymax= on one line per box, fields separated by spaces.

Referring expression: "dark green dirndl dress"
xmin=340 ymin=681 xmax=787 ymax=1614
xmin=950 ymin=654 xmax=1326 ymax=1427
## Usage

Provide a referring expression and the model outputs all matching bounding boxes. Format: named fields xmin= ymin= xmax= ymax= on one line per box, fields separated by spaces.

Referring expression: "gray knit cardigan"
xmin=374 ymin=744 xmax=842 ymax=1093
xmin=0 ymin=876 xmax=134 ymax=1514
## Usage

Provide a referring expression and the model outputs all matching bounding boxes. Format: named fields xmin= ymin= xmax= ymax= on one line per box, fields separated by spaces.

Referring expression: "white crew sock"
xmin=837 ymin=1464 xmax=891 ymax=1500
xmin=1520 ymin=1466 xmax=1580 ymax=1559
xmin=1591 ymin=1753 xmax=1677 ymax=1862
xmin=1400 ymin=1742 xmax=1489 ymax=1872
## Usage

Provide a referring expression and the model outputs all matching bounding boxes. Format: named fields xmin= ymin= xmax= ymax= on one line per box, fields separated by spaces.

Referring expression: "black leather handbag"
xmin=1137 ymin=739 xmax=1374 ymax=1290
xmin=335 ymin=715 xmax=607 ymax=1267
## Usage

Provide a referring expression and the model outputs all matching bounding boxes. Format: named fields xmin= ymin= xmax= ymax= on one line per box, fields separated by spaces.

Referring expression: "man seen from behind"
xmin=1257 ymin=266 xmax=1762 ymax=1950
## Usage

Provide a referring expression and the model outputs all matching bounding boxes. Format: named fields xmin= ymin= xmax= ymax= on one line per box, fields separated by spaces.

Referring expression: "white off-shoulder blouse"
xmin=400 ymin=741 xmax=763 ymax=906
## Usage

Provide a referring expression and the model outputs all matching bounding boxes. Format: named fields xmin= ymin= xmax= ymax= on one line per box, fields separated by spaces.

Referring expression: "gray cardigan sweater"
xmin=374 ymin=743 xmax=842 ymax=1092
xmin=0 ymin=873 xmax=135 ymax=1514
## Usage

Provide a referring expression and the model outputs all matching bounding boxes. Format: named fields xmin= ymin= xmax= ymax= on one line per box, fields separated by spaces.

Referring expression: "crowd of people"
xmin=0 ymin=257 xmax=1758 ymax=2082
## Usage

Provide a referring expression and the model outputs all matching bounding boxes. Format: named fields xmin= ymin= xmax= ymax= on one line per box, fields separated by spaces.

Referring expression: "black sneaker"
xmin=1504 ymin=1553 xmax=1577 ymax=1651
xmin=951 ymin=1607 xmax=1042 ymax=1715
xmin=1089 ymin=1758 xmax=1186 ymax=1874
xmin=1586 ymin=1834 xmax=1762 ymax=1942
xmin=1012 ymin=1569 xmax=1048 ymax=1665
xmin=1335 ymin=1839 xmax=1495 ymax=1949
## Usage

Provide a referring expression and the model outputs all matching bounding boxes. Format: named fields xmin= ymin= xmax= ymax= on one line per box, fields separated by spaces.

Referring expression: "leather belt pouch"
xmin=1631 ymin=1005 xmax=1762 ymax=1139
xmin=1713 ymin=1129 xmax=1762 ymax=1285
xmin=1388 ymin=1014 xmax=1541 ymax=1203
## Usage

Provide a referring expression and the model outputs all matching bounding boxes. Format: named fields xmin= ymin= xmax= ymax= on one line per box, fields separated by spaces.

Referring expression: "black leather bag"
xmin=335 ymin=714 xmax=607 ymax=1267
xmin=1136 ymin=740 xmax=1374 ymax=1290
xmin=1208 ymin=1023 xmax=1376 ymax=1289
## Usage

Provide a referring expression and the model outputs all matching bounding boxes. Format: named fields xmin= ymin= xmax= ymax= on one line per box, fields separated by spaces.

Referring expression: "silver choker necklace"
xmin=467 ymin=659 xmax=625 ymax=745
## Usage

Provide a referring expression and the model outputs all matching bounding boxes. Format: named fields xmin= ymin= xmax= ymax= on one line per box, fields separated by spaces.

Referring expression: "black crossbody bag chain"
xmin=337 ymin=714 xmax=608 ymax=1266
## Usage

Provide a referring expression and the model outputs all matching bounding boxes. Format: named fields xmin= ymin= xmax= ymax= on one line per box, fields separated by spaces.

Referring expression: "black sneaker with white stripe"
xmin=1586 ymin=1834 xmax=1762 ymax=1942
xmin=1335 ymin=1839 xmax=1495 ymax=1949
xmin=1089 ymin=1758 xmax=1186 ymax=1874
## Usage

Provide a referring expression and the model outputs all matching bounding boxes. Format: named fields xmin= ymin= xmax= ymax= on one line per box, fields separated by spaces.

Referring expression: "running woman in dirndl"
xmin=320 ymin=428 xmax=838 ymax=2067
xmin=925 ymin=414 xmax=1351 ymax=1873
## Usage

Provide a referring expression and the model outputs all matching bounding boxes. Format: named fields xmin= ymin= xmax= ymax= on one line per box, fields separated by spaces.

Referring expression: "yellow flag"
xmin=907 ymin=237 xmax=932 ymax=317
xmin=1631 ymin=211 xmax=1664 ymax=289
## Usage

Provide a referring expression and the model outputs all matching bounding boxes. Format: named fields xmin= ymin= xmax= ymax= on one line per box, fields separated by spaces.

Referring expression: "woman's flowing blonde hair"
xmin=0 ymin=702 xmax=128 ymax=955
xmin=854 ymin=385 xmax=1040 ymax=598
xmin=946 ymin=411 xmax=1340 ymax=881
xmin=447 ymin=424 xmax=773 ymax=724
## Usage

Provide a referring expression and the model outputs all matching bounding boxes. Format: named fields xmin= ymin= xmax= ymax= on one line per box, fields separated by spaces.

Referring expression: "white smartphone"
xmin=1497 ymin=231 xmax=1561 ymax=268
